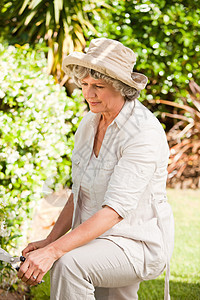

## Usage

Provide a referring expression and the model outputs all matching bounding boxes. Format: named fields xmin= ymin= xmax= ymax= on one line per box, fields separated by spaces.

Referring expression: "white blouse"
xmin=79 ymin=152 xmax=99 ymax=223
xmin=71 ymin=99 xmax=174 ymax=299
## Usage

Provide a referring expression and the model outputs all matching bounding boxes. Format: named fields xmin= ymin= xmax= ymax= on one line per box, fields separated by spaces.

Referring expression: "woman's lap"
xmin=50 ymin=238 xmax=141 ymax=300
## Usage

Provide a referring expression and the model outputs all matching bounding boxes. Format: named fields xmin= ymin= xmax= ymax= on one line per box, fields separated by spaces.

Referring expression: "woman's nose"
xmin=85 ymin=86 xmax=96 ymax=98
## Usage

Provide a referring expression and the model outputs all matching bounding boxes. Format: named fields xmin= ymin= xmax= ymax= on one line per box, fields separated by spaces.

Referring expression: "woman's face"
xmin=81 ymin=75 xmax=125 ymax=116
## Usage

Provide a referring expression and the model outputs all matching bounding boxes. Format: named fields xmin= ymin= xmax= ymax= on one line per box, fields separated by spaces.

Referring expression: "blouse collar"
xmin=89 ymin=99 xmax=136 ymax=130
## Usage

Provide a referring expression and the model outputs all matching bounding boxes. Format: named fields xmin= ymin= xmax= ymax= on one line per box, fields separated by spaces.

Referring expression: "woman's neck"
xmin=100 ymin=101 xmax=125 ymax=126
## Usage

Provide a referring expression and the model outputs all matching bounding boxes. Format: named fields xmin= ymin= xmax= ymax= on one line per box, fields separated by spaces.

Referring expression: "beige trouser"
xmin=50 ymin=239 xmax=141 ymax=300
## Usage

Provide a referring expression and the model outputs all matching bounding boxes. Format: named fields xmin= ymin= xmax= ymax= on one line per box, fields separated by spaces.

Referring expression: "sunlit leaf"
xmin=47 ymin=46 xmax=54 ymax=74
xmin=24 ymin=10 xmax=37 ymax=25
xmin=2 ymin=0 xmax=108 ymax=76
xmin=46 ymin=9 xmax=51 ymax=27
xmin=18 ymin=0 xmax=30 ymax=15
xmin=74 ymin=26 xmax=86 ymax=46
xmin=29 ymin=0 xmax=43 ymax=10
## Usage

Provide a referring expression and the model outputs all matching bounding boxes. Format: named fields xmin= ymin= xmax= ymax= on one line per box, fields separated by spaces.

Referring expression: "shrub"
xmin=90 ymin=0 xmax=200 ymax=108
xmin=0 ymin=42 xmax=85 ymax=285
xmin=0 ymin=0 xmax=105 ymax=77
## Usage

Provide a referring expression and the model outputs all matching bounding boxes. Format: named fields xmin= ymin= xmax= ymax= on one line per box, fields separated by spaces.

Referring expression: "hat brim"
xmin=62 ymin=52 xmax=148 ymax=91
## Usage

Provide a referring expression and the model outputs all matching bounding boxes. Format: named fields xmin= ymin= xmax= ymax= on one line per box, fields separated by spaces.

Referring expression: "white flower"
xmin=21 ymin=190 xmax=31 ymax=198
xmin=0 ymin=89 xmax=5 ymax=98
xmin=0 ymin=220 xmax=9 ymax=237
xmin=6 ymin=150 xmax=20 ymax=164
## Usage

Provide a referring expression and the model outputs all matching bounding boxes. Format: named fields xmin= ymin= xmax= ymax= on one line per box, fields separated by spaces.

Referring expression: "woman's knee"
xmin=51 ymin=250 xmax=87 ymax=281
xmin=50 ymin=250 xmax=95 ymax=299
xmin=51 ymin=252 xmax=75 ymax=277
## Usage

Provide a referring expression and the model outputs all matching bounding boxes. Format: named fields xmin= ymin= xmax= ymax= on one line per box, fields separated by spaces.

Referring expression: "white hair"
xmin=70 ymin=65 xmax=140 ymax=102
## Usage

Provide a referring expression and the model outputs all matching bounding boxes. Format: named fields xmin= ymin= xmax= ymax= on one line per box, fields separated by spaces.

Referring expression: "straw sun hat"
xmin=62 ymin=38 xmax=148 ymax=91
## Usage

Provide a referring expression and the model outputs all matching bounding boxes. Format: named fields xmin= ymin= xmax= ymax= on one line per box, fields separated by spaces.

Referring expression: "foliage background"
xmin=0 ymin=0 xmax=200 ymax=289
xmin=1 ymin=0 xmax=200 ymax=104
xmin=0 ymin=0 xmax=106 ymax=78
xmin=0 ymin=42 xmax=85 ymax=285
xmin=89 ymin=0 xmax=200 ymax=109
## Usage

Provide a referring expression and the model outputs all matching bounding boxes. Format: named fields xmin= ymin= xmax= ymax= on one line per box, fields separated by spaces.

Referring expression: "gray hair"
xmin=70 ymin=65 xmax=140 ymax=102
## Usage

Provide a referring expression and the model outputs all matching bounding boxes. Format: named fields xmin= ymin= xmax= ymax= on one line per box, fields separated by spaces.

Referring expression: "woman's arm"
xmin=18 ymin=205 xmax=122 ymax=285
xmin=46 ymin=192 xmax=74 ymax=243
xmin=22 ymin=192 xmax=74 ymax=256
xmin=50 ymin=205 xmax=123 ymax=259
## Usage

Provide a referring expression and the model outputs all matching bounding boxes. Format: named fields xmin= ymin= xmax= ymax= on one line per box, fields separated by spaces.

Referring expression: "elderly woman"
xmin=18 ymin=38 xmax=174 ymax=300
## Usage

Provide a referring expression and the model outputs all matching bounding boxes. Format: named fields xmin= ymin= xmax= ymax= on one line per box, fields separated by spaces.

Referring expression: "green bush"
xmin=89 ymin=0 xmax=200 ymax=117
xmin=0 ymin=42 xmax=85 ymax=285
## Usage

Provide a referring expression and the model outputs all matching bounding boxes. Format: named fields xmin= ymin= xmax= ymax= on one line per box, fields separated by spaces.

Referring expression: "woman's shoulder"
xmin=120 ymin=99 xmax=168 ymax=150
xmin=130 ymin=99 xmax=165 ymax=133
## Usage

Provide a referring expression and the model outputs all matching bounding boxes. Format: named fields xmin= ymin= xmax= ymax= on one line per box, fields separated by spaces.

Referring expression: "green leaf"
xmin=46 ymin=8 xmax=51 ymax=27
xmin=54 ymin=0 xmax=63 ymax=24
xmin=19 ymin=0 xmax=30 ymax=15
xmin=24 ymin=10 xmax=37 ymax=26
xmin=29 ymin=0 xmax=43 ymax=10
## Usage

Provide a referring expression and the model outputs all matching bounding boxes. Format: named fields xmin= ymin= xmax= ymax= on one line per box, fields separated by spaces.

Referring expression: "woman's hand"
xmin=18 ymin=245 xmax=57 ymax=286
xmin=22 ymin=238 xmax=50 ymax=257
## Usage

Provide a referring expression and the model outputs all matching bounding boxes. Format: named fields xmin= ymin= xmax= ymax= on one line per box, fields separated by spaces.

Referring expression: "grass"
xmin=30 ymin=189 xmax=200 ymax=300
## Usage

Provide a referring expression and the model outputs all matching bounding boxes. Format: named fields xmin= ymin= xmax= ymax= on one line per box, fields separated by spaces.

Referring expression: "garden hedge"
xmin=0 ymin=42 xmax=85 ymax=285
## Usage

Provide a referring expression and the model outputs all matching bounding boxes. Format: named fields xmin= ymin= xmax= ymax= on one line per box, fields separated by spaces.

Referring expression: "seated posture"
xmin=18 ymin=38 xmax=174 ymax=300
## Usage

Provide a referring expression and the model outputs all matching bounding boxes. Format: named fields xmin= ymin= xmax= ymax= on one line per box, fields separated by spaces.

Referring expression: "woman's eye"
xmin=96 ymin=85 xmax=104 ymax=89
